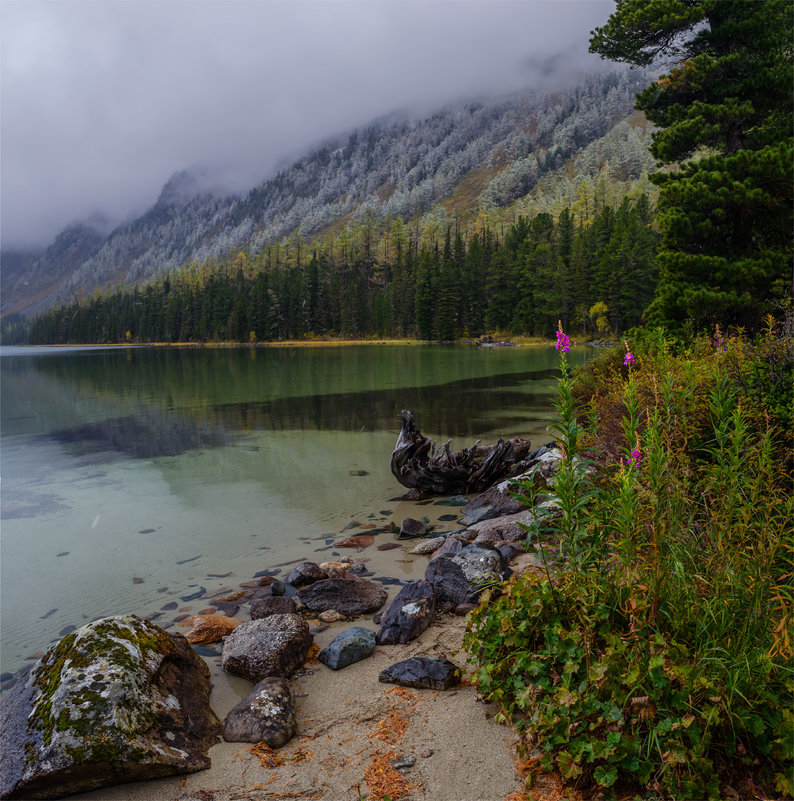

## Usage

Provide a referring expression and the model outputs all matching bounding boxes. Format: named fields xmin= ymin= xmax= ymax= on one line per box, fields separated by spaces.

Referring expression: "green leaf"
xmin=593 ymin=764 xmax=618 ymax=787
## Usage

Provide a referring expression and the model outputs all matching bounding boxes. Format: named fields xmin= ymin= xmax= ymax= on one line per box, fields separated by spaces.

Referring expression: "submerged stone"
xmin=0 ymin=614 xmax=220 ymax=800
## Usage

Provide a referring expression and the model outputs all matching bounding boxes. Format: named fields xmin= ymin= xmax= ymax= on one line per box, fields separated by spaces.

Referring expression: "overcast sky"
xmin=1 ymin=0 xmax=614 ymax=250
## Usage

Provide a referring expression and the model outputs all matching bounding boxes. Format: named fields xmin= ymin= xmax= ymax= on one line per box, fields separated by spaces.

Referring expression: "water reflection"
xmin=48 ymin=413 xmax=231 ymax=459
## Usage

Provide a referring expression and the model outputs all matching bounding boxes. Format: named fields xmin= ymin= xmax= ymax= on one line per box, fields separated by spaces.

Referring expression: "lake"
xmin=0 ymin=343 xmax=589 ymax=681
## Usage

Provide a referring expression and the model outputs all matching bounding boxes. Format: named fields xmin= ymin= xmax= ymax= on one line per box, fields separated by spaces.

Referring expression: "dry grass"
xmin=364 ymin=751 xmax=416 ymax=801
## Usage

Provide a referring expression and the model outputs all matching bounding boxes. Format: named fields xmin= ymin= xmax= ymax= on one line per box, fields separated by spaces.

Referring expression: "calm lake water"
xmin=0 ymin=343 xmax=589 ymax=680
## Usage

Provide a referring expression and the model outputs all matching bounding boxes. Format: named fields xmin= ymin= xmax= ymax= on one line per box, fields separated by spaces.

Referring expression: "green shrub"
xmin=466 ymin=323 xmax=794 ymax=800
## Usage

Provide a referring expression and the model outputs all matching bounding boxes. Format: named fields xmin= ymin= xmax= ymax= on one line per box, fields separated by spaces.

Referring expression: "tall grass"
xmin=466 ymin=321 xmax=793 ymax=800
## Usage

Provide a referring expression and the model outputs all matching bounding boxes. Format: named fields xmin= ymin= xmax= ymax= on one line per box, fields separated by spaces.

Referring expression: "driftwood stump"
xmin=390 ymin=410 xmax=533 ymax=496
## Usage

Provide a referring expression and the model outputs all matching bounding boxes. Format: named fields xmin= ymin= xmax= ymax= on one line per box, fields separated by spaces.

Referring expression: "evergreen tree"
xmin=414 ymin=248 xmax=438 ymax=340
xmin=591 ymin=0 xmax=793 ymax=331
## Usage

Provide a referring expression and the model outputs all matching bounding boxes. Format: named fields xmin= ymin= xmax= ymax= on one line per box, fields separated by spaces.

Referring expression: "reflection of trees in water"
xmin=48 ymin=414 xmax=230 ymax=458
xmin=40 ymin=366 xmax=561 ymax=460
xmin=208 ymin=369 xmax=560 ymax=439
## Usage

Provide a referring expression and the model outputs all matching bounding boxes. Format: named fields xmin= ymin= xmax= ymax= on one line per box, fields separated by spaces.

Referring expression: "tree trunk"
xmin=390 ymin=410 xmax=533 ymax=496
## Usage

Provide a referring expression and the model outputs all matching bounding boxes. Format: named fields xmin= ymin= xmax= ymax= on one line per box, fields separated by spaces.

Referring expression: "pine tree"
xmin=591 ymin=0 xmax=793 ymax=331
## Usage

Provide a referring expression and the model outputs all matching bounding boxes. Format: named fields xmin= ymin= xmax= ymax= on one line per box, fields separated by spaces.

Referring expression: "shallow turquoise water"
xmin=0 ymin=343 xmax=589 ymax=678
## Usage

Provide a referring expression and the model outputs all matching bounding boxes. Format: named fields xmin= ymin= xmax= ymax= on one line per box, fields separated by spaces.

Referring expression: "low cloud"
xmin=1 ymin=0 xmax=613 ymax=249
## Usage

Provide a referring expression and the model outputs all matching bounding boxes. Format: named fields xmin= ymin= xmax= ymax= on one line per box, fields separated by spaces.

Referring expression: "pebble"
xmin=420 ymin=749 xmax=434 ymax=758
xmin=390 ymin=755 xmax=416 ymax=771
xmin=319 ymin=610 xmax=345 ymax=623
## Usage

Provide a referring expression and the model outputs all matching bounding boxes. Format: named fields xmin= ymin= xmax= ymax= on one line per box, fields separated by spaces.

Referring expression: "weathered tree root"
xmin=390 ymin=410 xmax=533 ymax=496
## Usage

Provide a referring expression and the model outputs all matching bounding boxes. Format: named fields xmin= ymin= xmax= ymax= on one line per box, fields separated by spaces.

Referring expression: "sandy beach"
xmin=52 ymin=489 xmax=541 ymax=801
xmin=67 ymin=612 xmax=526 ymax=801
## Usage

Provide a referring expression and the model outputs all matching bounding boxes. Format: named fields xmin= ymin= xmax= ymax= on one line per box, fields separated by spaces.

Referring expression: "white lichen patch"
xmin=401 ymin=602 xmax=423 ymax=616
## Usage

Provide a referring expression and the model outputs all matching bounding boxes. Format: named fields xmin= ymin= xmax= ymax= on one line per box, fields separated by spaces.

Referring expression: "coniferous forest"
xmin=28 ymin=196 xmax=657 ymax=344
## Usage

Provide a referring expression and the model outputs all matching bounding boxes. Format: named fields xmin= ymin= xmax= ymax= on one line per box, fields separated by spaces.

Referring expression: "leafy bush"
xmin=465 ymin=322 xmax=793 ymax=800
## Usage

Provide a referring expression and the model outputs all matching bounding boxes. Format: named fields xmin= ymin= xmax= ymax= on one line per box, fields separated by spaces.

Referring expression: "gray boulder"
xmin=318 ymin=627 xmax=376 ymax=670
xmin=459 ymin=482 xmax=527 ymax=525
xmin=376 ymin=581 xmax=436 ymax=645
xmin=222 ymin=677 xmax=296 ymax=747
xmin=425 ymin=544 xmax=511 ymax=604
xmin=429 ymin=536 xmax=463 ymax=561
xmin=424 ymin=556 xmax=470 ymax=605
xmin=221 ymin=614 xmax=312 ymax=683
xmin=296 ymin=576 xmax=387 ymax=616
xmin=0 ymin=615 xmax=220 ymax=800
xmin=469 ymin=510 xmax=537 ymax=544
xmin=452 ymin=542 xmax=512 ymax=586
xmin=379 ymin=656 xmax=461 ymax=690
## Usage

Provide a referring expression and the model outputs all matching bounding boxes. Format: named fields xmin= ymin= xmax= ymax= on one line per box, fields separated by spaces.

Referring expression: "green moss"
xmin=25 ymin=616 xmax=174 ymax=766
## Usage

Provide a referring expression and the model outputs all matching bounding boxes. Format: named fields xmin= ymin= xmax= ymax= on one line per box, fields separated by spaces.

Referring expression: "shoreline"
xmin=2 ymin=335 xmax=553 ymax=350
xmin=61 ymin=495 xmax=534 ymax=801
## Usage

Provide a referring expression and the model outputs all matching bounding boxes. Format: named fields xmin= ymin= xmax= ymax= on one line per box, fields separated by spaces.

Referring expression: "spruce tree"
xmin=591 ymin=0 xmax=793 ymax=331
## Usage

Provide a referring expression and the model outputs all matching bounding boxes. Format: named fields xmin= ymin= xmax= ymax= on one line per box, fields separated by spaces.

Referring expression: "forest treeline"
xmin=27 ymin=194 xmax=657 ymax=344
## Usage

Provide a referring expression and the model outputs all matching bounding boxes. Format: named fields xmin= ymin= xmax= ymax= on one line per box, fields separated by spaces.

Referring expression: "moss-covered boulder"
xmin=0 ymin=615 xmax=220 ymax=799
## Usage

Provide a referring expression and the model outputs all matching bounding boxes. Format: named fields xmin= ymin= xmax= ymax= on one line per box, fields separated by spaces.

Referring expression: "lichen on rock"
xmin=0 ymin=615 xmax=220 ymax=800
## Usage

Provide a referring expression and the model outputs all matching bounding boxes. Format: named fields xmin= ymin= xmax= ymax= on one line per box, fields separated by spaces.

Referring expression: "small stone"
xmin=420 ymin=749 xmax=434 ymax=758
xmin=318 ymin=626 xmax=376 ymax=670
xmin=213 ymin=590 xmax=248 ymax=603
xmin=376 ymin=580 xmax=436 ymax=645
xmin=270 ymin=581 xmax=287 ymax=596
xmin=319 ymin=561 xmax=352 ymax=576
xmin=179 ymin=613 xmax=240 ymax=645
xmin=410 ymin=537 xmax=446 ymax=555
xmin=319 ymin=610 xmax=345 ymax=623
xmin=132 ymin=577 xmax=144 ymax=584
xmin=398 ymin=518 xmax=429 ymax=539
xmin=297 ymin=576 xmax=388 ymax=616
xmin=250 ymin=596 xmax=297 ymax=620
xmin=379 ymin=656 xmax=461 ymax=690
xmin=335 ymin=535 xmax=375 ymax=548
xmin=454 ymin=603 xmax=477 ymax=616
xmin=433 ymin=495 xmax=469 ymax=507
xmin=223 ymin=677 xmax=296 ymax=747
xmin=221 ymin=614 xmax=312 ymax=683
xmin=286 ymin=561 xmax=327 ymax=587
xmin=389 ymin=754 xmax=416 ymax=770
xmin=376 ymin=543 xmax=402 ymax=551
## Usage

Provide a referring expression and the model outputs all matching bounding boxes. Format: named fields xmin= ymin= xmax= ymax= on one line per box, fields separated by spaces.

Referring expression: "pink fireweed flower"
xmin=628 ymin=448 xmax=642 ymax=465
xmin=623 ymin=340 xmax=635 ymax=366
xmin=555 ymin=321 xmax=570 ymax=353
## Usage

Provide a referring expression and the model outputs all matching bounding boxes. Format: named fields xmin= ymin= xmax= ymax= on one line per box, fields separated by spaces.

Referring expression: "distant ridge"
xmin=2 ymin=68 xmax=653 ymax=317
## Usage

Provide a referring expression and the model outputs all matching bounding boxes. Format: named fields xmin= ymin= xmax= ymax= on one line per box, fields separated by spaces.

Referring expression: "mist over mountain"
xmin=2 ymin=68 xmax=653 ymax=317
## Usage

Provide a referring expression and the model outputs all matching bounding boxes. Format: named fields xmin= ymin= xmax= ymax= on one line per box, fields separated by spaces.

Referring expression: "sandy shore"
xmin=69 ymin=614 xmax=526 ymax=801
xmin=61 ymin=495 xmax=540 ymax=801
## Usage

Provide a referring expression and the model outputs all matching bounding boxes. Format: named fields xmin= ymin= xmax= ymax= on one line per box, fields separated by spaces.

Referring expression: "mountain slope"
xmin=5 ymin=69 xmax=653 ymax=316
